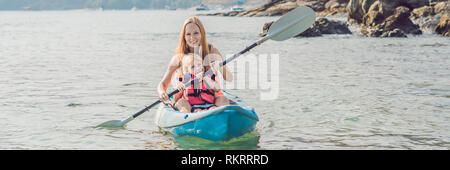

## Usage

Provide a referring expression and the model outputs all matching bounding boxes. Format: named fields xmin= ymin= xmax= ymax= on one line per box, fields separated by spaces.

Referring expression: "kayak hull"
xmin=155 ymin=91 xmax=258 ymax=142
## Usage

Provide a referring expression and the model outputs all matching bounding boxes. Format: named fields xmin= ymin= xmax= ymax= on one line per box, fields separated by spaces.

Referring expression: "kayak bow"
xmin=155 ymin=91 xmax=258 ymax=142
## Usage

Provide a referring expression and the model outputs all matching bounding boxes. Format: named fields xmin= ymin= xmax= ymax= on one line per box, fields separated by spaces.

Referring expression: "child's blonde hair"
xmin=181 ymin=53 xmax=203 ymax=74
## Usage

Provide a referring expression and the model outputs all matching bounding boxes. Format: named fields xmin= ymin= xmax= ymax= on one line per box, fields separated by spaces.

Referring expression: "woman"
xmin=157 ymin=17 xmax=233 ymax=110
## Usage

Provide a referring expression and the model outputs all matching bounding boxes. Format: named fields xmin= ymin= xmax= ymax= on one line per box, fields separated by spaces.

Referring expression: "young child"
xmin=173 ymin=53 xmax=220 ymax=112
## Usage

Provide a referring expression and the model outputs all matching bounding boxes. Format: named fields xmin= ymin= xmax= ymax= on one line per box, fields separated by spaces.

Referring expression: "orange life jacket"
xmin=181 ymin=74 xmax=216 ymax=105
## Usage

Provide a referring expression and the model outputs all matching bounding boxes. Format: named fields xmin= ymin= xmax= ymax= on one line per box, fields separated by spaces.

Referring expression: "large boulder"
xmin=410 ymin=1 xmax=448 ymax=19
xmin=297 ymin=18 xmax=352 ymax=37
xmin=407 ymin=1 xmax=448 ymax=34
xmin=433 ymin=1 xmax=449 ymax=14
xmin=315 ymin=17 xmax=353 ymax=34
xmin=435 ymin=1 xmax=449 ymax=36
xmin=411 ymin=6 xmax=435 ymax=19
xmin=347 ymin=0 xmax=404 ymax=23
xmin=297 ymin=26 xmax=323 ymax=37
xmin=319 ymin=0 xmax=350 ymax=16
xmin=381 ymin=6 xmax=421 ymax=34
xmin=347 ymin=0 xmax=397 ymax=24
xmin=435 ymin=13 xmax=450 ymax=36
xmin=347 ymin=0 xmax=423 ymax=37
xmin=401 ymin=0 xmax=428 ymax=9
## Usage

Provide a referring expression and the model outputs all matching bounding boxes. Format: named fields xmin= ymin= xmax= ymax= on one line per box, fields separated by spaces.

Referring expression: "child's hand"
xmin=203 ymin=76 xmax=219 ymax=92
xmin=210 ymin=61 xmax=220 ymax=75
xmin=206 ymin=55 xmax=222 ymax=75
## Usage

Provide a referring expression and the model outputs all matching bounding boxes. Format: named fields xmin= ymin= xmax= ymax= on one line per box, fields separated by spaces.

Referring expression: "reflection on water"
xmin=172 ymin=131 xmax=260 ymax=150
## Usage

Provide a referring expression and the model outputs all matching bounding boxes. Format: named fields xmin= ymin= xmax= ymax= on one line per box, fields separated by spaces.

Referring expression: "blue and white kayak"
xmin=155 ymin=91 xmax=259 ymax=142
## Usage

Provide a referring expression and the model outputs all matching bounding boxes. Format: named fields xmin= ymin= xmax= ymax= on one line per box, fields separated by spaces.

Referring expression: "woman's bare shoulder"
xmin=168 ymin=53 xmax=182 ymax=68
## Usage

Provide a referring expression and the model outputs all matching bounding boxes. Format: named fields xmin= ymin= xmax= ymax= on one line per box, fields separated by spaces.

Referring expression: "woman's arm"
xmin=209 ymin=45 xmax=233 ymax=82
xmin=157 ymin=54 xmax=181 ymax=101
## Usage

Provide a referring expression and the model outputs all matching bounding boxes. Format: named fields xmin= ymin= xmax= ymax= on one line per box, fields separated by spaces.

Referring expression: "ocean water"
xmin=0 ymin=10 xmax=449 ymax=149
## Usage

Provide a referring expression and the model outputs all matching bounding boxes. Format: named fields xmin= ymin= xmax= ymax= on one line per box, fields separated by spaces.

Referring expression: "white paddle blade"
xmin=267 ymin=6 xmax=316 ymax=41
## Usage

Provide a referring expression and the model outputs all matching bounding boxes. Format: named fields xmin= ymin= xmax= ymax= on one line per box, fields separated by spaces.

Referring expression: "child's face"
xmin=184 ymin=57 xmax=203 ymax=76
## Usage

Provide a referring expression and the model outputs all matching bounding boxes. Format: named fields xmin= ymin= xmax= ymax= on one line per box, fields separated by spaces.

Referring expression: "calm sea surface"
xmin=1 ymin=10 xmax=449 ymax=149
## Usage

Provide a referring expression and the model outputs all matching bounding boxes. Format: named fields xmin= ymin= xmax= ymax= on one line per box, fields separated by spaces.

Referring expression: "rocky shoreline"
xmin=201 ymin=0 xmax=349 ymax=17
xmin=347 ymin=0 xmax=449 ymax=37
xmin=200 ymin=0 xmax=449 ymax=37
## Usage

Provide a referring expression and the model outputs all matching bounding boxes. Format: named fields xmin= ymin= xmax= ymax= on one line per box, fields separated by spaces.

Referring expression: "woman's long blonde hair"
xmin=175 ymin=17 xmax=210 ymax=62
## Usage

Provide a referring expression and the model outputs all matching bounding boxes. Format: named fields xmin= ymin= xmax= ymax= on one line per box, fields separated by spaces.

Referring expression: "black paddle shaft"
xmin=132 ymin=90 xmax=179 ymax=118
xmin=132 ymin=42 xmax=259 ymax=119
xmin=221 ymin=42 xmax=258 ymax=67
